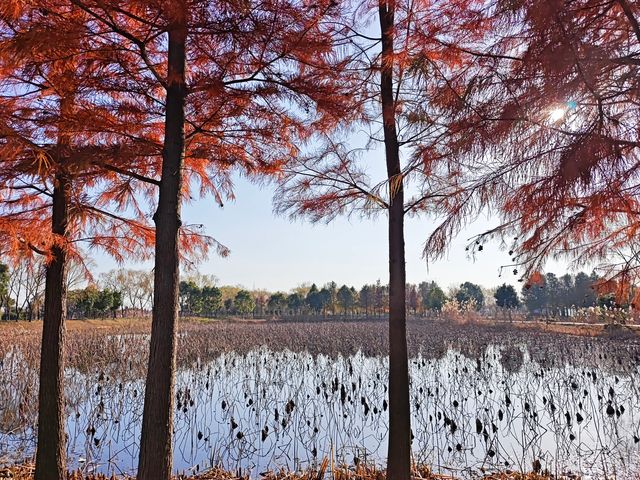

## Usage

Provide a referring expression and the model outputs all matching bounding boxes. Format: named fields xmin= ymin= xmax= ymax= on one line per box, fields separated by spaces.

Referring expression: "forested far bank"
xmin=1 ymin=261 xmax=634 ymax=322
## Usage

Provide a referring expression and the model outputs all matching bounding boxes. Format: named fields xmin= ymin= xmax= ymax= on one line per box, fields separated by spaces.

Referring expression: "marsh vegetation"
xmin=1 ymin=319 xmax=639 ymax=478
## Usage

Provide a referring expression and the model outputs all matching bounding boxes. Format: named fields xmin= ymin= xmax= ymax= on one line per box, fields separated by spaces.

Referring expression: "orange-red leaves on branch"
xmin=593 ymin=278 xmax=633 ymax=305
xmin=0 ymin=1 xmax=161 ymax=267
xmin=527 ymin=271 xmax=545 ymax=288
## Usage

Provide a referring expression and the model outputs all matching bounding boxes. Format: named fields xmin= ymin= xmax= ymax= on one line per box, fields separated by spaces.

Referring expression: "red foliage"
xmin=2 ymin=0 xmax=358 ymax=266
xmin=0 ymin=3 xmax=159 ymax=267
xmin=425 ymin=0 xmax=640 ymax=283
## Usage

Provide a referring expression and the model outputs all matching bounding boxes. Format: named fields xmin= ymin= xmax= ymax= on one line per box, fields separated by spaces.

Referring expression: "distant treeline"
xmin=179 ymin=280 xmax=443 ymax=317
xmin=177 ymin=272 xmax=617 ymax=319
xmin=521 ymin=271 xmax=624 ymax=317
xmin=67 ymin=287 xmax=122 ymax=319
xmin=0 ymin=261 xmax=622 ymax=321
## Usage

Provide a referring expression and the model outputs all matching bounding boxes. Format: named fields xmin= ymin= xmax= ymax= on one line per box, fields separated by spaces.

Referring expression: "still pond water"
xmin=1 ymin=325 xmax=640 ymax=478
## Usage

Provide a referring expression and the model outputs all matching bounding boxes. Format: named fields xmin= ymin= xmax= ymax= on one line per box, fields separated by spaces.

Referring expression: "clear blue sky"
xmin=186 ymin=176 xmax=515 ymax=291
xmin=90 ymin=130 xmax=576 ymax=292
xmin=93 ymin=172 xmax=568 ymax=293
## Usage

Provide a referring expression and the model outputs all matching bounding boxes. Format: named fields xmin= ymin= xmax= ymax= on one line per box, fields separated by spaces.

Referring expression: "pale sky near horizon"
xmin=89 ymin=127 xmax=579 ymax=293
xmin=94 ymin=171 xmax=572 ymax=294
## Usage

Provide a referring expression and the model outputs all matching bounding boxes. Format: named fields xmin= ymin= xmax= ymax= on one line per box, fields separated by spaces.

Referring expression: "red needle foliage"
xmin=424 ymin=0 xmax=640 ymax=299
xmin=0 ymin=4 xmax=160 ymax=264
xmin=0 ymin=4 xmax=174 ymax=478
xmin=71 ymin=0 xmax=355 ymax=199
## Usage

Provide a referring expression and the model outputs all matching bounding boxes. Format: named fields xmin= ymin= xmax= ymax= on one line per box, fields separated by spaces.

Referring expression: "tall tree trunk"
xmin=35 ymin=172 xmax=69 ymax=480
xmin=137 ymin=12 xmax=187 ymax=480
xmin=379 ymin=1 xmax=411 ymax=479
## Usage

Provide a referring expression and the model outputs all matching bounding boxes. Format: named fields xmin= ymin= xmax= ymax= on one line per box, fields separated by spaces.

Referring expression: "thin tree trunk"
xmin=379 ymin=1 xmax=411 ymax=478
xmin=137 ymin=11 xmax=187 ymax=480
xmin=35 ymin=172 xmax=69 ymax=480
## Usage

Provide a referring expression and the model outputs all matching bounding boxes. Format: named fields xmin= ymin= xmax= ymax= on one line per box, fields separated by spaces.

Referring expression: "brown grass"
xmin=2 ymin=315 xmax=638 ymax=376
xmin=2 ymin=314 xmax=637 ymax=340
xmin=0 ymin=463 xmax=552 ymax=480
xmin=506 ymin=320 xmax=604 ymax=337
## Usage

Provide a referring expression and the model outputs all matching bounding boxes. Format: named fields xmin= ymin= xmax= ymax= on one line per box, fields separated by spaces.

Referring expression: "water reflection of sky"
xmin=2 ymin=344 xmax=640 ymax=478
